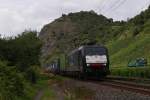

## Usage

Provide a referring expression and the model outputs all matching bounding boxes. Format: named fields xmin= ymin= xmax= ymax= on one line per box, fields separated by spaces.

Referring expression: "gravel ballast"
xmin=61 ymin=78 xmax=150 ymax=100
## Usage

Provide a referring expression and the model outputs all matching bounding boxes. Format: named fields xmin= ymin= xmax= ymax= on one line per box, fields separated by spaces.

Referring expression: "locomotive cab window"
xmin=85 ymin=47 xmax=107 ymax=55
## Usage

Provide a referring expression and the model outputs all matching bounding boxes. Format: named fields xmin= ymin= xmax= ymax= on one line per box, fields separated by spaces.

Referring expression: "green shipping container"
xmin=59 ymin=54 xmax=67 ymax=71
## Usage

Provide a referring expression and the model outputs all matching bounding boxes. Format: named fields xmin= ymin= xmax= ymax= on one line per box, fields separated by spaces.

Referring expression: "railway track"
xmin=99 ymin=79 xmax=150 ymax=96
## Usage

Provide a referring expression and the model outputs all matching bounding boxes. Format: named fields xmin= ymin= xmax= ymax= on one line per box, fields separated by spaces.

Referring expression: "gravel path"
xmin=34 ymin=89 xmax=44 ymax=100
xmin=51 ymin=84 xmax=66 ymax=100
xmin=34 ymin=85 xmax=66 ymax=100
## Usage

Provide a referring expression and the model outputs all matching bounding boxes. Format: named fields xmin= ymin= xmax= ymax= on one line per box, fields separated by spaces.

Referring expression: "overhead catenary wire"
xmin=111 ymin=0 xmax=127 ymax=11
xmin=100 ymin=0 xmax=128 ymax=20
xmin=105 ymin=0 xmax=123 ymax=12
xmin=98 ymin=0 xmax=150 ymax=21
xmin=99 ymin=0 xmax=127 ymax=16
xmin=99 ymin=0 xmax=108 ymax=13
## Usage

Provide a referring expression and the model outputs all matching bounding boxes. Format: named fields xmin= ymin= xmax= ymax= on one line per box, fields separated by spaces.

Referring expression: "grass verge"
xmin=41 ymin=88 xmax=56 ymax=100
xmin=110 ymin=67 xmax=150 ymax=78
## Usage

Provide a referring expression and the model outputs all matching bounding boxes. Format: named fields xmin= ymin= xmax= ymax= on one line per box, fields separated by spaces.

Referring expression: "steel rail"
xmin=100 ymin=80 xmax=150 ymax=96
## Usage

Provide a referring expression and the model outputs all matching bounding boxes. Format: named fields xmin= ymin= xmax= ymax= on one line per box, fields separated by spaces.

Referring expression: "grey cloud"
xmin=0 ymin=0 xmax=149 ymax=36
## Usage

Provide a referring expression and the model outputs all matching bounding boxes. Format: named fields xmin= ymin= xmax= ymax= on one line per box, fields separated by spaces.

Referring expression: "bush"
xmin=25 ymin=66 xmax=40 ymax=84
xmin=133 ymin=26 xmax=142 ymax=36
xmin=0 ymin=62 xmax=24 ymax=100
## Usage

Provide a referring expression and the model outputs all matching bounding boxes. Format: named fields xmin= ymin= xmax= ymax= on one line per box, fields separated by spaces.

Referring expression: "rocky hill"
xmin=39 ymin=11 xmax=121 ymax=64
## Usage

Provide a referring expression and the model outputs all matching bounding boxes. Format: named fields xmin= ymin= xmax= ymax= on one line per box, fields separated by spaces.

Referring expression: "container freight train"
xmin=45 ymin=45 xmax=110 ymax=78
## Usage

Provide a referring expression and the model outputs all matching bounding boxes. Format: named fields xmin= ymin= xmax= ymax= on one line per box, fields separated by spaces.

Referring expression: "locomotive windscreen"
xmin=85 ymin=47 xmax=107 ymax=55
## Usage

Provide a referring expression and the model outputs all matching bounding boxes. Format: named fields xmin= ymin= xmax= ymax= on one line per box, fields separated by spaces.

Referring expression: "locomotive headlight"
xmin=87 ymin=64 xmax=90 ymax=67
xmin=103 ymin=63 xmax=107 ymax=66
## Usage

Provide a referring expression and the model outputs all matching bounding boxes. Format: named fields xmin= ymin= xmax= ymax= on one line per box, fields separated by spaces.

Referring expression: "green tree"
xmin=0 ymin=62 xmax=24 ymax=100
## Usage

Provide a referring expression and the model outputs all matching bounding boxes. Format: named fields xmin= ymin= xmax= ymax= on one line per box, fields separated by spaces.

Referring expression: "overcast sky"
xmin=0 ymin=0 xmax=150 ymax=36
